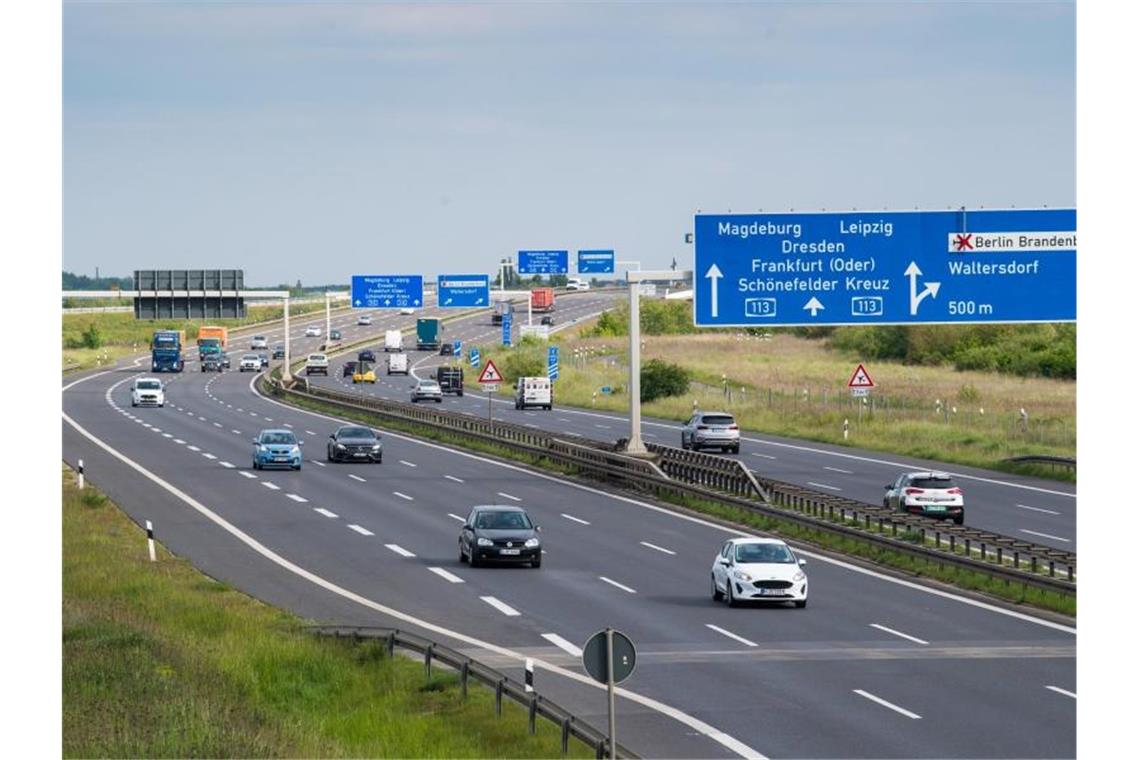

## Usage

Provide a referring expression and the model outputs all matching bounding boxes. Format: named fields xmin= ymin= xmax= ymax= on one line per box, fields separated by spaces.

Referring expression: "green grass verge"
xmin=271 ymin=387 xmax=1075 ymax=619
xmin=62 ymin=467 xmax=592 ymax=758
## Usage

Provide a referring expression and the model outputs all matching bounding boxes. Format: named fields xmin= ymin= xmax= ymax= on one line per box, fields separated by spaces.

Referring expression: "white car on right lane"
xmin=711 ymin=537 xmax=808 ymax=608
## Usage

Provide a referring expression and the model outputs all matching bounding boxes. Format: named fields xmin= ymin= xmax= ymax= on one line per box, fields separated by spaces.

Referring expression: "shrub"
xmin=641 ymin=359 xmax=690 ymax=403
xmin=81 ymin=323 xmax=102 ymax=349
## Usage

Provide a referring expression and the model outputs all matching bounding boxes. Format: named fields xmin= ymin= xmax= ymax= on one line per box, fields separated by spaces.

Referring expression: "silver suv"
xmin=681 ymin=412 xmax=740 ymax=454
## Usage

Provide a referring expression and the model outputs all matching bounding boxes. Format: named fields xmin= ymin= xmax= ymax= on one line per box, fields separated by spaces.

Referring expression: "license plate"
xmin=759 ymin=588 xmax=783 ymax=596
xmin=500 ymin=549 xmax=521 ymax=556
xmin=274 ymin=456 xmax=289 ymax=462
xmin=926 ymin=505 xmax=946 ymax=512
xmin=353 ymin=453 xmax=367 ymax=457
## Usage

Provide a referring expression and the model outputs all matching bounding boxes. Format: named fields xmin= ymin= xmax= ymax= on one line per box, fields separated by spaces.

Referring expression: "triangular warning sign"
xmin=847 ymin=363 xmax=875 ymax=388
xmin=478 ymin=359 xmax=504 ymax=384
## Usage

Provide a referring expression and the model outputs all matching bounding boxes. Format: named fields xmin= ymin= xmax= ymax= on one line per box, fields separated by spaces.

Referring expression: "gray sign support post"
xmin=582 ymin=628 xmax=636 ymax=759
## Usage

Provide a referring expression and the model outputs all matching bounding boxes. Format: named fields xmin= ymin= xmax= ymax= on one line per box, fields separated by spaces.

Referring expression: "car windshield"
xmin=736 ymin=543 xmax=795 ymax=564
xmin=420 ymin=381 xmax=440 ymax=389
xmin=910 ymin=476 xmax=957 ymax=489
xmin=254 ymin=336 xmax=265 ymax=341
xmin=244 ymin=354 xmax=259 ymax=361
xmin=701 ymin=415 xmax=736 ymax=426
xmin=338 ymin=427 xmax=373 ymax=440
xmin=260 ymin=432 xmax=296 ymax=445
xmin=137 ymin=380 xmax=161 ymax=390
xmin=309 ymin=355 xmax=325 ymax=361
xmin=475 ymin=511 xmax=532 ymax=530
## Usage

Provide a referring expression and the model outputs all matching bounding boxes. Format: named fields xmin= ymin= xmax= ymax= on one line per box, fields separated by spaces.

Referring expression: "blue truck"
xmin=151 ymin=330 xmax=184 ymax=373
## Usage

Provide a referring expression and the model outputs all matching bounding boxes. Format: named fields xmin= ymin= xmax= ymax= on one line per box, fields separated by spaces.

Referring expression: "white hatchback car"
xmin=131 ymin=377 xmax=165 ymax=408
xmin=304 ymin=325 xmax=321 ymax=337
xmin=883 ymin=471 xmax=965 ymax=525
xmin=239 ymin=353 xmax=262 ymax=372
xmin=711 ymin=537 xmax=808 ymax=608
xmin=357 ymin=314 xmax=373 ymax=326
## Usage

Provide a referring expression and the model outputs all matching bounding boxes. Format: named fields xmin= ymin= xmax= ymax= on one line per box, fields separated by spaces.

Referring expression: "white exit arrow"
xmin=803 ymin=297 xmax=825 ymax=317
xmin=905 ymin=262 xmax=941 ymax=315
xmin=705 ymin=263 xmax=723 ymax=318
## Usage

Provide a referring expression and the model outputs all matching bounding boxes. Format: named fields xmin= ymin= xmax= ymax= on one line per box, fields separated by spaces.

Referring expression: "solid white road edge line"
xmin=1046 ymin=685 xmax=1077 ymax=699
xmin=242 ymin=367 xmax=1076 ymax=636
xmin=869 ymin=623 xmax=930 ymax=646
xmin=853 ymin=689 xmax=922 ymax=719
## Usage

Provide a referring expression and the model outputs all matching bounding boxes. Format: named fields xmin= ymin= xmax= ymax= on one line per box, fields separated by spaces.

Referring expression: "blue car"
xmin=252 ymin=429 xmax=303 ymax=470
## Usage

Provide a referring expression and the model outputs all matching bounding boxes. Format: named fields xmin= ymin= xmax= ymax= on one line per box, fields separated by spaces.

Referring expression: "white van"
xmin=384 ymin=329 xmax=403 ymax=352
xmin=515 ymin=376 xmax=553 ymax=410
xmin=387 ymin=352 xmax=409 ymax=375
xmin=566 ymin=278 xmax=590 ymax=291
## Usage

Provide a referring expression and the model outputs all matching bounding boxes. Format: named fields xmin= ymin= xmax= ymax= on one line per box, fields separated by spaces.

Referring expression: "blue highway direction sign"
xmin=518 ymin=250 xmax=569 ymax=275
xmin=694 ymin=209 xmax=1076 ymax=327
xmin=501 ymin=313 xmax=513 ymax=347
xmin=577 ymin=250 xmax=615 ymax=274
xmin=547 ymin=346 xmax=559 ymax=381
xmin=351 ymin=275 xmax=424 ymax=309
xmin=437 ymin=274 xmax=489 ymax=308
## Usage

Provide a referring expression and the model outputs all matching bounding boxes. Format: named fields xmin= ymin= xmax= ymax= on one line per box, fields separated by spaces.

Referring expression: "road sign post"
xmin=694 ymin=209 xmax=1075 ymax=327
xmin=582 ymin=628 xmax=636 ymax=760
xmin=478 ymin=360 xmax=504 ymax=421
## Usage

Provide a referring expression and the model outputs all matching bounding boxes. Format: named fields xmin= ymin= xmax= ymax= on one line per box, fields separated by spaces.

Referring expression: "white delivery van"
xmin=515 ymin=376 xmax=553 ymax=410
xmin=387 ymin=352 xmax=409 ymax=375
xmin=384 ymin=329 xmax=403 ymax=352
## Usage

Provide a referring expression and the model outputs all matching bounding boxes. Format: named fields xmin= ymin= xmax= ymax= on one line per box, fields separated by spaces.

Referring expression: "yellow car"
xmin=352 ymin=364 xmax=377 ymax=384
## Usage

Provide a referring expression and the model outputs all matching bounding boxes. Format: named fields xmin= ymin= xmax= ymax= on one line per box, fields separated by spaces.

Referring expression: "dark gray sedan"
xmin=458 ymin=505 xmax=542 ymax=568
xmin=326 ymin=426 xmax=383 ymax=463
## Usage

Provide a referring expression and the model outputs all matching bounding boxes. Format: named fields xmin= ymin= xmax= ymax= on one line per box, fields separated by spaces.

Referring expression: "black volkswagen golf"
xmin=326 ymin=425 xmax=383 ymax=463
xmin=458 ymin=506 xmax=542 ymax=568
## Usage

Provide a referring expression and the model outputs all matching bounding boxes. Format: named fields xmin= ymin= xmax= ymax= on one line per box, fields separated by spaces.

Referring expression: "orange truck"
xmin=530 ymin=287 xmax=555 ymax=313
xmin=196 ymin=325 xmax=229 ymax=357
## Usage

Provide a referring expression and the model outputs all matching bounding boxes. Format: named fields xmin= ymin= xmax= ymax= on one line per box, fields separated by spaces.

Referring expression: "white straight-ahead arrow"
xmin=803 ymin=297 xmax=825 ymax=317
xmin=705 ymin=263 xmax=723 ymax=318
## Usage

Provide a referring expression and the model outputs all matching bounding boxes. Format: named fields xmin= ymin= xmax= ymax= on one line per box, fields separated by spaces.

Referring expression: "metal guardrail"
xmin=263 ymin=376 xmax=1076 ymax=596
xmin=1004 ymin=455 xmax=1076 ymax=472
xmin=308 ymin=625 xmax=637 ymax=759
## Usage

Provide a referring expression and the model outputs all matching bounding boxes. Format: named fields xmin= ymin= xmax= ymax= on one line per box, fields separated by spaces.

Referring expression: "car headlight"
xmin=335 ymin=443 xmax=346 ymax=449
xmin=477 ymin=537 xmax=493 ymax=547
xmin=524 ymin=538 xmax=540 ymax=548
xmin=733 ymin=570 xmax=752 ymax=581
xmin=371 ymin=444 xmax=381 ymax=451
xmin=793 ymin=571 xmax=806 ymax=582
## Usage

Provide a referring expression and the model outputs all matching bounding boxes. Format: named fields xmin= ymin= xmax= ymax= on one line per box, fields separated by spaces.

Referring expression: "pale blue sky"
xmin=64 ymin=1 xmax=1075 ymax=286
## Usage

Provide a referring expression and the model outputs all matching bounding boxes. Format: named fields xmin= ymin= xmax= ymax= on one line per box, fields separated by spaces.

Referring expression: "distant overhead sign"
xmin=577 ymin=250 xmax=615 ymax=274
xmin=351 ymin=275 xmax=424 ymax=309
xmin=437 ymin=274 xmax=489 ymax=308
xmin=518 ymin=250 xmax=569 ymax=275
xmin=693 ymin=209 xmax=1076 ymax=327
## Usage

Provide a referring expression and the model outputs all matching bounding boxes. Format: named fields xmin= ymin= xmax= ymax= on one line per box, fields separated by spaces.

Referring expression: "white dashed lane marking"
xmin=869 ymin=624 xmax=930 ymax=646
xmin=348 ymin=474 xmax=367 ymax=482
xmin=385 ymin=544 xmax=416 ymax=558
xmin=347 ymin=524 xmax=374 ymax=536
xmin=219 ymin=462 xmax=235 ymax=469
xmin=853 ymin=690 xmax=922 ymax=720
xmin=599 ymin=576 xmax=636 ymax=594
xmin=562 ymin=513 xmax=590 ymax=525
xmin=428 ymin=567 xmax=465 ymax=584
xmin=445 ymin=475 xmax=465 ymax=483
xmin=480 ymin=596 xmax=520 ymax=616
xmin=393 ymin=492 xmax=414 ymax=501
xmin=541 ymin=633 xmax=582 ymax=657
xmin=314 ymin=508 xmax=338 ymax=519
xmin=640 ymin=541 xmax=676 ymax=555
xmin=497 ymin=492 xmax=522 ymax=502
xmin=706 ymin=624 xmax=758 ymax=647
xmin=239 ymin=471 xmax=257 ymax=479
xmin=286 ymin=494 xmax=308 ymax=503
xmin=447 ymin=513 xmax=465 ymax=522
xmin=262 ymin=482 xmax=281 ymax=491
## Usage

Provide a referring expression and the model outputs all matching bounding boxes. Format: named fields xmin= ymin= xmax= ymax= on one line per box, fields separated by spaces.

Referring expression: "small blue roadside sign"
xmin=600 ymin=385 xmax=613 ymax=394
xmin=469 ymin=347 xmax=481 ymax=368
xmin=453 ymin=340 xmax=462 ymax=356
xmin=501 ymin=312 xmax=513 ymax=347
xmin=437 ymin=274 xmax=490 ymax=308
xmin=577 ymin=250 xmax=615 ymax=274
xmin=547 ymin=346 xmax=559 ymax=381
xmin=518 ymin=250 xmax=569 ymax=275
xmin=693 ymin=208 xmax=1076 ymax=327
xmin=351 ymin=275 xmax=424 ymax=309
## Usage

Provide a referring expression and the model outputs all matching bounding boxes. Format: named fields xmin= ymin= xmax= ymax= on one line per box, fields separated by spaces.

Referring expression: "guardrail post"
xmin=425 ymin=643 xmax=434 ymax=678
xmin=1068 ymin=564 xmax=1074 ymax=582
xmin=460 ymin=660 xmax=469 ymax=698
xmin=596 ymin=739 xmax=607 ymax=759
xmin=495 ymin=678 xmax=504 ymax=716
xmin=980 ymin=542 xmax=986 ymax=562
xmin=1049 ymin=560 xmax=1056 ymax=577
xmin=1013 ymin=551 xmax=1019 ymax=569
xmin=950 ymin=535 xmax=956 ymax=553
xmin=965 ymin=538 xmax=971 ymax=557
xmin=561 ymin=718 xmax=571 ymax=755
xmin=529 ymin=695 xmax=538 ymax=735
xmin=1031 ymin=556 xmax=1038 ymax=574
xmin=997 ymin=547 xmax=1003 ymax=565
xmin=386 ymin=631 xmax=395 ymax=658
